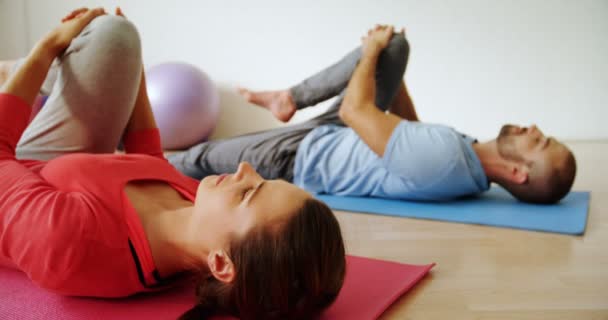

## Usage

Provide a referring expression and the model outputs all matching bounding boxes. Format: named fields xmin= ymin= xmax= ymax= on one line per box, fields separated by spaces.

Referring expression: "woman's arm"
xmin=114 ymin=7 xmax=158 ymax=134
xmin=1 ymin=40 xmax=58 ymax=106
xmin=338 ymin=25 xmax=402 ymax=157
xmin=0 ymin=8 xmax=106 ymax=159
xmin=114 ymin=8 xmax=164 ymax=158
xmin=0 ymin=8 xmax=104 ymax=286
xmin=124 ymin=70 xmax=158 ymax=133
xmin=121 ymin=70 xmax=165 ymax=159
xmin=1 ymin=8 xmax=106 ymax=105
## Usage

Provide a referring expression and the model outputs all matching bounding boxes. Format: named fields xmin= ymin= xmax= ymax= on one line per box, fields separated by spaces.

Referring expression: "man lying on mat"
xmin=0 ymin=7 xmax=346 ymax=320
xmin=169 ymin=25 xmax=577 ymax=204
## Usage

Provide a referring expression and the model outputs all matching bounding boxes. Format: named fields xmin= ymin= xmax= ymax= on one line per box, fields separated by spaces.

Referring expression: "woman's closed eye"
xmin=243 ymin=182 xmax=266 ymax=205
xmin=242 ymin=188 xmax=254 ymax=200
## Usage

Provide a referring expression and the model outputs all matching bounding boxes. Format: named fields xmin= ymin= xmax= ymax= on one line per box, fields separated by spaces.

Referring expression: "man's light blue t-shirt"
xmin=293 ymin=121 xmax=490 ymax=201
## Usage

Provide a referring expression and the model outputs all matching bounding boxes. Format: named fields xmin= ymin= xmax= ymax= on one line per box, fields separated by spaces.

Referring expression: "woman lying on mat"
xmin=0 ymin=7 xmax=345 ymax=320
xmin=169 ymin=25 xmax=577 ymax=204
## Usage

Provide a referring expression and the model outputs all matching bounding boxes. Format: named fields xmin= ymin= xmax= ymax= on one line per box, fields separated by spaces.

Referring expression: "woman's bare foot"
xmin=238 ymin=87 xmax=297 ymax=122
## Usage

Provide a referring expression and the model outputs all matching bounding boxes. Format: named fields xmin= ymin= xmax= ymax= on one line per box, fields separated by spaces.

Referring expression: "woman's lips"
xmin=216 ymin=174 xmax=228 ymax=186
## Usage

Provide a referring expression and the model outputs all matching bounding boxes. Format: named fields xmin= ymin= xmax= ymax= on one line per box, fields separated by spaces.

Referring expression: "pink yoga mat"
xmin=0 ymin=256 xmax=434 ymax=320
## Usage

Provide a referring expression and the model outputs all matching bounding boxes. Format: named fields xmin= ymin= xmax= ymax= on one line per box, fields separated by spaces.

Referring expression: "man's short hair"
xmin=506 ymin=151 xmax=577 ymax=204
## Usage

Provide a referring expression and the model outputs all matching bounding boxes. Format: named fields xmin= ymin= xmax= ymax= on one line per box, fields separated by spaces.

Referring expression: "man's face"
xmin=496 ymin=124 xmax=570 ymax=174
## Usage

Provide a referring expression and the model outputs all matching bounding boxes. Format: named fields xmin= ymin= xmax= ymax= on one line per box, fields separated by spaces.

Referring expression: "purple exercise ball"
xmin=146 ymin=62 xmax=220 ymax=150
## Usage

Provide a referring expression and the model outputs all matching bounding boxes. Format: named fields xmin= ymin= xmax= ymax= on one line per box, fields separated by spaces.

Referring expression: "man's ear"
xmin=508 ymin=163 xmax=529 ymax=185
xmin=207 ymin=250 xmax=235 ymax=284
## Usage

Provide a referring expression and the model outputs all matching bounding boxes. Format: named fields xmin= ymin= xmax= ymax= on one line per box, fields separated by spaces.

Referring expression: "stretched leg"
xmin=240 ymin=33 xmax=409 ymax=124
xmin=167 ymin=122 xmax=318 ymax=181
xmin=171 ymin=33 xmax=410 ymax=180
xmin=15 ymin=15 xmax=142 ymax=160
xmin=305 ymin=32 xmax=410 ymax=124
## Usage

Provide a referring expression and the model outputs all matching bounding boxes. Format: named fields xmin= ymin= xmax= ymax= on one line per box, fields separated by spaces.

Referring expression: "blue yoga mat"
xmin=316 ymin=187 xmax=590 ymax=235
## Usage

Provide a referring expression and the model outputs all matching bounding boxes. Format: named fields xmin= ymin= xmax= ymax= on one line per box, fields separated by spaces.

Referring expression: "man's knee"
xmin=382 ymin=33 xmax=409 ymax=66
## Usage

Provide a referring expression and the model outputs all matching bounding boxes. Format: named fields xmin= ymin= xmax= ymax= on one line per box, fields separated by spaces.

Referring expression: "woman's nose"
xmin=234 ymin=162 xmax=255 ymax=180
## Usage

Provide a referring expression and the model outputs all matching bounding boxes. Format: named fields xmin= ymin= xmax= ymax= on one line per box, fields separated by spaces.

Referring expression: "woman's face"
xmin=193 ymin=162 xmax=311 ymax=249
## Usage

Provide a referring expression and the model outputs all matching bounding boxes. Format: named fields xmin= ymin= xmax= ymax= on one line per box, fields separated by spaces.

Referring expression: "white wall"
xmin=0 ymin=0 xmax=29 ymax=59
xmin=3 ymin=0 xmax=607 ymax=140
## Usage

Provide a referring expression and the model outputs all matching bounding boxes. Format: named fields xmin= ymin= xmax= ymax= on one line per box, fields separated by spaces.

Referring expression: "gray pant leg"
xmin=15 ymin=15 xmax=142 ymax=160
xmin=291 ymin=33 xmax=410 ymax=122
xmin=168 ymin=122 xmax=318 ymax=181
xmin=289 ymin=49 xmax=359 ymax=110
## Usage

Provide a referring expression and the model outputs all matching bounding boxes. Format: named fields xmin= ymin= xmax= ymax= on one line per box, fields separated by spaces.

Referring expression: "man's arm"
xmin=338 ymin=25 xmax=402 ymax=157
xmin=388 ymin=81 xmax=420 ymax=121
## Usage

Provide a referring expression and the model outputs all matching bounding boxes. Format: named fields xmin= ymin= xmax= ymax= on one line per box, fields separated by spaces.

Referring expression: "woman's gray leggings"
xmin=13 ymin=15 xmax=142 ymax=160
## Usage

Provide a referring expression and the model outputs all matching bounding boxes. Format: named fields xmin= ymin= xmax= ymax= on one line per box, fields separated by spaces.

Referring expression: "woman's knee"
xmin=68 ymin=15 xmax=142 ymax=65
xmin=93 ymin=15 xmax=141 ymax=52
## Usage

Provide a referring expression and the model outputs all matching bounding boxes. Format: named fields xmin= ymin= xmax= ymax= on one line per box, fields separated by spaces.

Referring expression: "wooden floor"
xmin=333 ymin=141 xmax=608 ymax=320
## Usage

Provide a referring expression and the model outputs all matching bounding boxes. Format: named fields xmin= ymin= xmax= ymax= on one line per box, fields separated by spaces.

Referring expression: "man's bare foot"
xmin=0 ymin=60 xmax=16 ymax=87
xmin=238 ymin=87 xmax=297 ymax=122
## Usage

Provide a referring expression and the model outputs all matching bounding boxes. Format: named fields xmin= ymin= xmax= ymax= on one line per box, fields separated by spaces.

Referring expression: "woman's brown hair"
xmin=179 ymin=198 xmax=346 ymax=319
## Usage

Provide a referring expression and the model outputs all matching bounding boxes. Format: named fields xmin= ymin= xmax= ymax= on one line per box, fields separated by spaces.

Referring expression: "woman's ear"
xmin=207 ymin=250 xmax=235 ymax=284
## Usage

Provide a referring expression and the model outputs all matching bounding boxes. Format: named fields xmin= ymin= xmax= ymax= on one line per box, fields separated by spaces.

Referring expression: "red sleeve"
xmin=0 ymin=94 xmax=91 ymax=289
xmin=123 ymin=128 xmax=165 ymax=159
xmin=0 ymin=94 xmax=30 ymax=159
